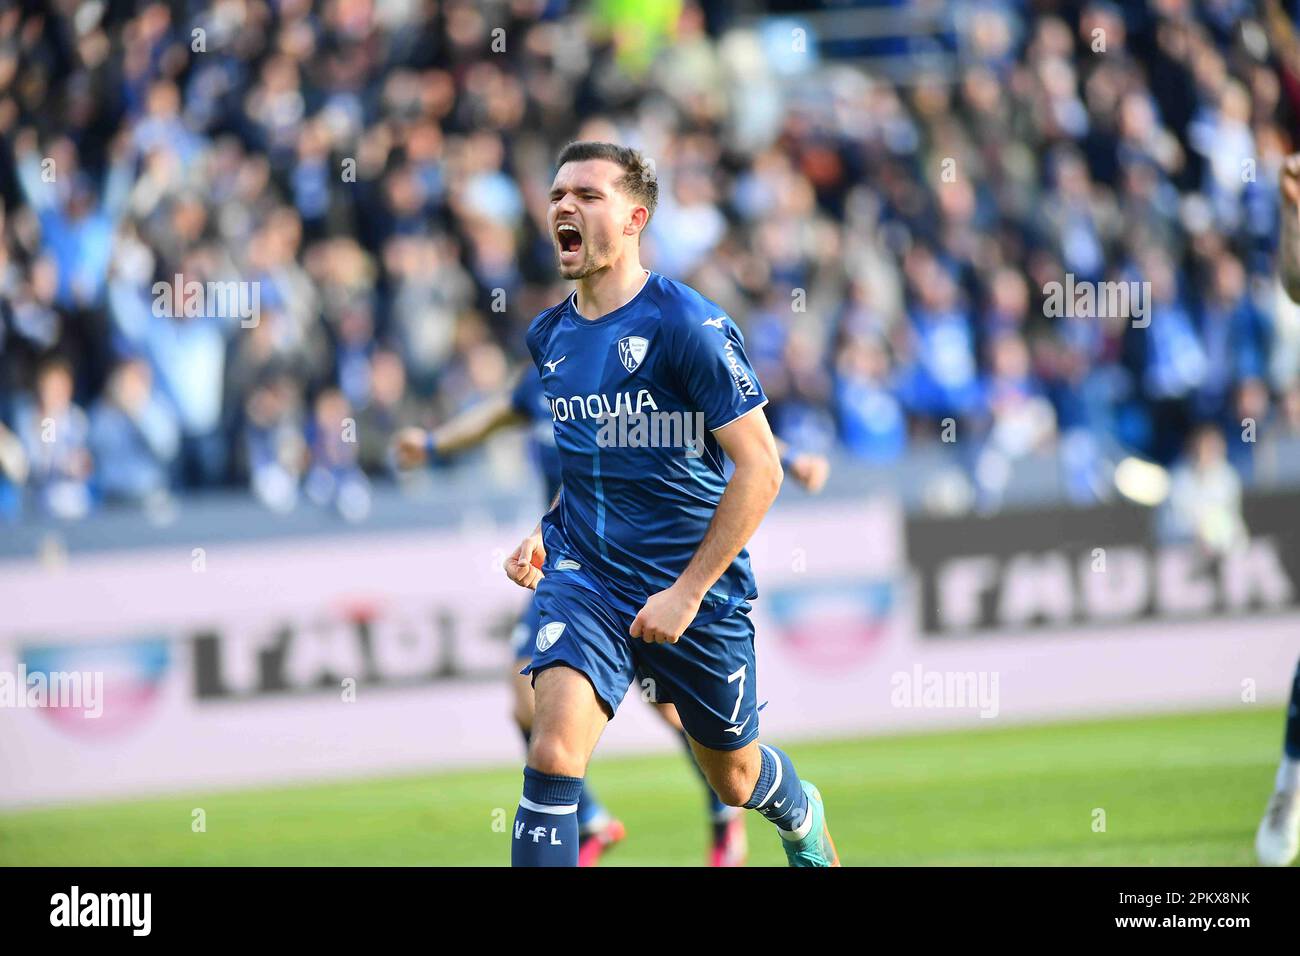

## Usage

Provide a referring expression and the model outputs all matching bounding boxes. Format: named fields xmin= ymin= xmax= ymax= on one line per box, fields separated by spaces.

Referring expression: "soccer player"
xmin=502 ymin=141 xmax=840 ymax=867
xmin=394 ymin=372 xmax=829 ymax=866
xmin=1254 ymin=153 xmax=1300 ymax=867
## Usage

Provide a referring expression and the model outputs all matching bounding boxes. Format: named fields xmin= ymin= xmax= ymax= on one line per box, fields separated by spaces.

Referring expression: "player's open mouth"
xmin=556 ymin=222 xmax=583 ymax=258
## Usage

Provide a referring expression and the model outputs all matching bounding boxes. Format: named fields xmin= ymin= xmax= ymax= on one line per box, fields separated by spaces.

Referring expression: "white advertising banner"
xmin=0 ymin=495 xmax=1296 ymax=809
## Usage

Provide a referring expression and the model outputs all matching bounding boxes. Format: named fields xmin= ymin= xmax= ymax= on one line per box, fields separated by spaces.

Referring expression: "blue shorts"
xmin=522 ymin=577 xmax=759 ymax=751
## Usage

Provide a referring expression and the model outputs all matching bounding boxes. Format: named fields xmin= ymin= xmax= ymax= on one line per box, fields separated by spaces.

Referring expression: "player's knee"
xmin=709 ymin=765 xmax=759 ymax=807
xmin=526 ymin=732 xmax=587 ymax=778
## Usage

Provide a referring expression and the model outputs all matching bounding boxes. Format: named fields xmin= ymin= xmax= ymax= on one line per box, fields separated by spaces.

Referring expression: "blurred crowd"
xmin=4 ymin=0 xmax=1300 ymax=522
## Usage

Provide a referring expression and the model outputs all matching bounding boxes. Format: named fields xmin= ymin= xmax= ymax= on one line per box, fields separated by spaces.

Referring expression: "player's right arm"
xmin=1280 ymin=153 xmax=1300 ymax=304
xmin=392 ymin=393 xmax=529 ymax=470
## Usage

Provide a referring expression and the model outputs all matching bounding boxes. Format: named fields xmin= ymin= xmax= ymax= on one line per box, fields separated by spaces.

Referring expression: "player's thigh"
xmin=528 ymin=665 xmax=609 ymax=776
xmin=510 ymin=660 xmax=535 ymax=728
xmin=525 ymin=578 xmax=637 ymax=775
xmin=508 ymin=595 xmax=544 ymax=728
xmin=636 ymin=607 xmax=760 ymax=752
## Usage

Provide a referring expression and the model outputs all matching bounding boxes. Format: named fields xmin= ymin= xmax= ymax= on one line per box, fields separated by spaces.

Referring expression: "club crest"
xmin=617 ymin=336 xmax=648 ymax=373
xmin=536 ymin=621 xmax=566 ymax=652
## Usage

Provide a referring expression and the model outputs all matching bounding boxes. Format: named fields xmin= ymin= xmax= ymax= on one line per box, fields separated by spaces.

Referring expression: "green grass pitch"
xmin=0 ymin=706 xmax=1287 ymax=866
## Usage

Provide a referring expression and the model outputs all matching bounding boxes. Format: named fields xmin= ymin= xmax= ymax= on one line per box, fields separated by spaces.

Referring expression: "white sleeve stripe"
xmin=711 ymin=399 xmax=769 ymax=432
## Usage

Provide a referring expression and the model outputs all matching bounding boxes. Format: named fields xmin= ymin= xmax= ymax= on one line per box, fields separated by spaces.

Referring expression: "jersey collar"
xmin=567 ymin=270 xmax=654 ymax=326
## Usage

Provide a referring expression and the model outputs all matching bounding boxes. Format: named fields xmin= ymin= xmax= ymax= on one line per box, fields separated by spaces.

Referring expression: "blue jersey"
xmin=525 ymin=271 xmax=769 ymax=627
xmin=509 ymin=364 xmax=563 ymax=501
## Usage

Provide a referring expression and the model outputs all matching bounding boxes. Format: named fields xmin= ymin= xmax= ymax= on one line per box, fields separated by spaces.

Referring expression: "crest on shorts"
xmin=536 ymin=621 xmax=566 ymax=652
xmin=617 ymin=336 xmax=648 ymax=373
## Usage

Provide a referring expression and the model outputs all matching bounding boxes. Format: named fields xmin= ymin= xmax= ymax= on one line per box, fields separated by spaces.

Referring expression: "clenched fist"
xmin=504 ymin=531 xmax=546 ymax=590
xmin=630 ymin=583 xmax=703 ymax=644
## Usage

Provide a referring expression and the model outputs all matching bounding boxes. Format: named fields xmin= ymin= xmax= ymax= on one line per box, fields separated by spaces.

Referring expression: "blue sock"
xmin=512 ymin=767 xmax=583 ymax=867
xmin=520 ymin=726 xmax=605 ymax=834
xmin=743 ymin=744 xmax=810 ymax=837
xmin=678 ymin=731 xmax=730 ymax=821
xmin=1285 ymin=657 xmax=1300 ymax=761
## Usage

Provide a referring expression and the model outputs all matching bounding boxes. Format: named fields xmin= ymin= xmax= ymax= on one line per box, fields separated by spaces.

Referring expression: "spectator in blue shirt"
xmin=89 ymin=358 xmax=180 ymax=504
xmin=835 ymin=335 xmax=907 ymax=462
xmin=13 ymin=356 xmax=93 ymax=520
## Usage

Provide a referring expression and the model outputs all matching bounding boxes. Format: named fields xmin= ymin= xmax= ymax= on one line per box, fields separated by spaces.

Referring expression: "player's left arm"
xmin=630 ymin=409 xmax=782 ymax=644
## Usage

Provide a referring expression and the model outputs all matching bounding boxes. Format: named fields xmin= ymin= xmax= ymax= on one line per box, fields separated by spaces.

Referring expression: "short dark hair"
xmin=555 ymin=141 xmax=658 ymax=224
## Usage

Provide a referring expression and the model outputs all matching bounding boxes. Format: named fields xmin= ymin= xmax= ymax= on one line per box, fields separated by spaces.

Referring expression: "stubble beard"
xmin=557 ymin=234 xmax=615 ymax=280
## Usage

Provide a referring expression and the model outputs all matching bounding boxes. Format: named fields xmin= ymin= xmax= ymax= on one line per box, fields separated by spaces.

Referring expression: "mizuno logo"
xmin=543 ymin=355 xmax=567 ymax=374
xmin=702 ymin=316 xmax=726 ymax=329
xmin=556 ymin=559 xmax=581 ymax=571
xmin=723 ymin=715 xmax=751 ymax=736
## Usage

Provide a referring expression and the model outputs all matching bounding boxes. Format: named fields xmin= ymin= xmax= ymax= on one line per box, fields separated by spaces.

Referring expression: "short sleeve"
xmin=673 ymin=314 xmax=768 ymax=431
